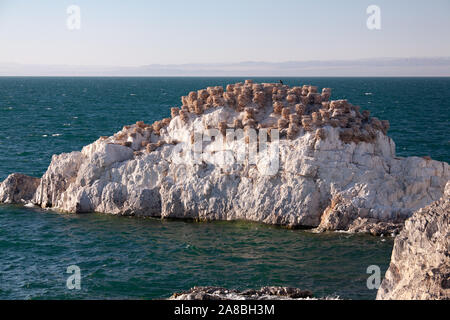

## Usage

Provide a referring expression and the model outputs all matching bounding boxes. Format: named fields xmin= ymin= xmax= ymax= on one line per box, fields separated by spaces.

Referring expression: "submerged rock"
xmin=169 ymin=286 xmax=315 ymax=300
xmin=377 ymin=182 xmax=450 ymax=300
xmin=0 ymin=81 xmax=448 ymax=233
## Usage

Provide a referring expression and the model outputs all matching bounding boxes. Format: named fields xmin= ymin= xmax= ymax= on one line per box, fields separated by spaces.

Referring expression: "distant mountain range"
xmin=1 ymin=57 xmax=450 ymax=76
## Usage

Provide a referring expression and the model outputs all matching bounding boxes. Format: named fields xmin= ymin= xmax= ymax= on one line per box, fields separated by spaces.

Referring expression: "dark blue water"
xmin=0 ymin=77 xmax=448 ymax=300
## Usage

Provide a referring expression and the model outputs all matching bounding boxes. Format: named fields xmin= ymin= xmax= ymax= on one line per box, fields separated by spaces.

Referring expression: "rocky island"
xmin=1 ymin=80 xmax=447 ymax=235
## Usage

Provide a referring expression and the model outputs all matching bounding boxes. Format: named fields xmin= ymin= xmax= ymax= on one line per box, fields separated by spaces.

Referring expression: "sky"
xmin=0 ymin=0 xmax=449 ymax=70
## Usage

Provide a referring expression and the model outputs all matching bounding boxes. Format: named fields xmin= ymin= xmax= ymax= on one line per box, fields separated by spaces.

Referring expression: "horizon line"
xmin=1 ymin=57 xmax=450 ymax=77
xmin=1 ymin=56 xmax=450 ymax=68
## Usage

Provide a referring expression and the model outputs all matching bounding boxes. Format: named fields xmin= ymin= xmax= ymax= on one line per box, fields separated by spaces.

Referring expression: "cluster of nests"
xmin=110 ymin=80 xmax=390 ymax=154
xmin=111 ymin=120 xmax=172 ymax=154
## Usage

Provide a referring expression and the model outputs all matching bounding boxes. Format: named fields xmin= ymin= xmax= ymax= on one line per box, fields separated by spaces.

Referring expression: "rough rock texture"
xmin=377 ymin=182 xmax=450 ymax=300
xmin=345 ymin=218 xmax=404 ymax=236
xmin=0 ymin=81 xmax=448 ymax=232
xmin=169 ymin=286 xmax=315 ymax=300
xmin=0 ymin=173 xmax=40 ymax=204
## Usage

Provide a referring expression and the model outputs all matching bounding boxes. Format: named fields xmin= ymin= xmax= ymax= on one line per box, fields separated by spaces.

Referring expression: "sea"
xmin=0 ymin=77 xmax=449 ymax=300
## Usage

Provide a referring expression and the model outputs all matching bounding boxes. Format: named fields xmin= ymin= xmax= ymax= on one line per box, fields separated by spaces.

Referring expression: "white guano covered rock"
xmin=0 ymin=81 xmax=448 ymax=233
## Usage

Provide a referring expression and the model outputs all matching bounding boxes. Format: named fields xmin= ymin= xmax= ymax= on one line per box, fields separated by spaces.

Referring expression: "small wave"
xmin=335 ymin=230 xmax=353 ymax=234
xmin=52 ymin=134 xmax=62 ymax=137
xmin=364 ymin=92 xmax=373 ymax=95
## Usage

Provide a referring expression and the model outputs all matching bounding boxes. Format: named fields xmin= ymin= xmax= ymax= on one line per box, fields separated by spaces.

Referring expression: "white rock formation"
xmin=377 ymin=182 xmax=450 ymax=300
xmin=0 ymin=81 xmax=448 ymax=232
xmin=0 ymin=173 xmax=40 ymax=204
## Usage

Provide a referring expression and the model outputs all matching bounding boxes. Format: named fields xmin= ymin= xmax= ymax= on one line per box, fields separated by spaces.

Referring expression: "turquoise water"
xmin=0 ymin=204 xmax=392 ymax=300
xmin=0 ymin=77 xmax=448 ymax=300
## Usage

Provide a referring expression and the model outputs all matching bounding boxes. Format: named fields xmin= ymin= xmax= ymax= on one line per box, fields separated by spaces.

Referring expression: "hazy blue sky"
xmin=0 ymin=0 xmax=449 ymax=66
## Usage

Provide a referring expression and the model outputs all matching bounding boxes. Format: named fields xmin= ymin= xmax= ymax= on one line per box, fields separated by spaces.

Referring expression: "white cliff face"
xmin=377 ymin=182 xmax=450 ymax=300
xmin=1 ymin=81 xmax=448 ymax=232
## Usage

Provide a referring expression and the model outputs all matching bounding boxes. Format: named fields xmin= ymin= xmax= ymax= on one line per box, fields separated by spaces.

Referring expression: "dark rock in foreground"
xmin=169 ymin=286 xmax=316 ymax=300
